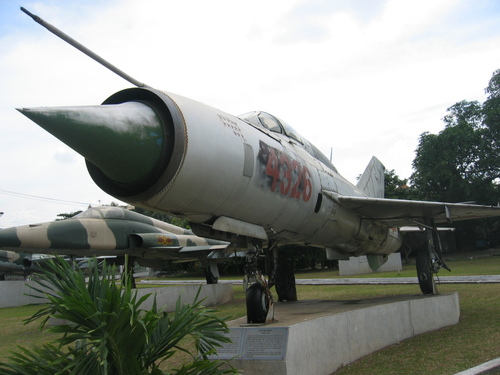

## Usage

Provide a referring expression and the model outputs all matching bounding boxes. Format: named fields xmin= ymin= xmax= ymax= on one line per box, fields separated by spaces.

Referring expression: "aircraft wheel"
xmin=246 ymin=283 xmax=269 ymax=324
xmin=416 ymin=250 xmax=436 ymax=294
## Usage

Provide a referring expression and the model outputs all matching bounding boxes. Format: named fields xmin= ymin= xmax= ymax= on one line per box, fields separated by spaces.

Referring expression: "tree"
xmin=482 ymin=69 xmax=500 ymax=182
xmin=0 ymin=257 xmax=237 ymax=375
xmin=133 ymin=207 xmax=191 ymax=229
xmin=408 ymin=69 xmax=500 ymax=251
xmin=384 ymin=169 xmax=419 ymax=200
xmin=411 ymin=69 xmax=500 ymax=205
xmin=56 ymin=210 xmax=82 ymax=220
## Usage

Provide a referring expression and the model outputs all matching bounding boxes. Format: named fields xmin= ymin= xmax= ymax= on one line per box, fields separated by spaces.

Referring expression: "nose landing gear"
xmin=243 ymin=243 xmax=273 ymax=324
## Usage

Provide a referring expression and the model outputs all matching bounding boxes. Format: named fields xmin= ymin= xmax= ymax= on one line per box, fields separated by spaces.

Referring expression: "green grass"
xmin=333 ymin=283 xmax=500 ymax=375
xmin=0 ymin=304 xmax=60 ymax=357
xmin=295 ymin=255 xmax=500 ymax=279
xmin=0 ymin=255 xmax=498 ymax=374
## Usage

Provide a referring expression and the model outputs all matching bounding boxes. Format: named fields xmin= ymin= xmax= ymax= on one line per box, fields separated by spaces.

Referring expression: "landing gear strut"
xmin=204 ymin=260 xmax=219 ymax=284
xmin=243 ymin=241 xmax=298 ymax=323
xmin=244 ymin=242 xmax=273 ymax=324
xmin=268 ymin=246 xmax=297 ymax=301
xmin=416 ymin=249 xmax=436 ymax=294
xmin=416 ymin=219 xmax=451 ymax=295
xmin=124 ymin=255 xmax=137 ymax=289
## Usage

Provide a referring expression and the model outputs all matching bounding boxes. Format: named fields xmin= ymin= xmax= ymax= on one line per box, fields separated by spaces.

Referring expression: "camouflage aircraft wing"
xmin=131 ymin=232 xmax=230 ymax=259
xmin=324 ymin=191 xmax=500 ymax=227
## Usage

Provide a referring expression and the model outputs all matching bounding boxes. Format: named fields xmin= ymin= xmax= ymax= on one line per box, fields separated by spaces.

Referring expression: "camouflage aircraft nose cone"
xmin=17 ymin=102 xmax=164 ymax=184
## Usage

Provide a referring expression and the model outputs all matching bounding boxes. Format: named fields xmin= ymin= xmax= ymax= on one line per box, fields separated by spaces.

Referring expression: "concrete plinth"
xmin=0 ymin=281 xmax=233 ymax=310
xmin=135 ymin=283 xmax=233 ymax=312
xmin=214 ymin=293 xmax=460 ymax=375
xmin=339 ymin=253 xmax=402 ymax=276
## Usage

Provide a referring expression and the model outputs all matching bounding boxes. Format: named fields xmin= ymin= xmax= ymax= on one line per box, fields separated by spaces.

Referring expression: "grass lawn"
xmin=0 ymin=255 xmax=498 ymax=374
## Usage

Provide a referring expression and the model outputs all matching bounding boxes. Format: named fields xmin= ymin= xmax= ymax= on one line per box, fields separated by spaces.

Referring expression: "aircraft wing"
xmin=136 ymin=245 xmax=230 ymax=260
xmin=324 ymin=191 xmax=500 ymax=227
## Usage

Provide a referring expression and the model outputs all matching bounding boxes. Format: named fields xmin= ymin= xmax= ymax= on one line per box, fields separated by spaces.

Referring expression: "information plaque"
xmin=209 ymin=327 xmax=289 ymax=360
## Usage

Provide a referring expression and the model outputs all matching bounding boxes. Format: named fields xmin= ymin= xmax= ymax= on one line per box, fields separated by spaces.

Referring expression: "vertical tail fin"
xmin=357 ymin=156 xmax=385 ymax=198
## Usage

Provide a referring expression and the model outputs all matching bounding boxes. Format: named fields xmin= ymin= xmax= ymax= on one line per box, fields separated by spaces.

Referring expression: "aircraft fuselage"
xmin=68 ymin=87 xmax=402 ymax=256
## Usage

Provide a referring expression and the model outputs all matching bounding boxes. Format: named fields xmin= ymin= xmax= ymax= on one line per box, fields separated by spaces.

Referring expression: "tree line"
xmin=385 ymin=68 xmax=500 ymax=250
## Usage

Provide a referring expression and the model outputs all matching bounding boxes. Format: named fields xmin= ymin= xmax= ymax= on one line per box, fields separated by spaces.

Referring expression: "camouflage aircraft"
xmin=17 ymin=8 xmax=500 ymax=323
xmin=0 ymin=206 xmax=232 ymax=283
xmin=0 ymin=250 xmax=42 ymax=280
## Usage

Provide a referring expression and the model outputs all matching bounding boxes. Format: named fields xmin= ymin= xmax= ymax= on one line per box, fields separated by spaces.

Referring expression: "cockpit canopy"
xmin=238 ymin=111 xmax=304 ymax=144
xmin=74 ymin=206 xmax=126 ymax=220
xmin=238 ymin=111 xmax=337 ymax=172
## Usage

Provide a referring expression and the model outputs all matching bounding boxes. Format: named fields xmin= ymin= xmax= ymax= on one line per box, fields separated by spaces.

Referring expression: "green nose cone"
xmin=18 ymin=102 xmax=164 ymax=184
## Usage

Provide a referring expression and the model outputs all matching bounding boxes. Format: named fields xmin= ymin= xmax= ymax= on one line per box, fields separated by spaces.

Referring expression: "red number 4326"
xmin=265 ymin=147 xmax=312 ymax=202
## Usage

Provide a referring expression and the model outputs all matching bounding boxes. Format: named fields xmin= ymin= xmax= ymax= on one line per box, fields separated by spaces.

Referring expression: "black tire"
xmin=416 ymin=251 xmax=436 ymax=294
xmin=246 ymin=283 xmax=269 ymax=323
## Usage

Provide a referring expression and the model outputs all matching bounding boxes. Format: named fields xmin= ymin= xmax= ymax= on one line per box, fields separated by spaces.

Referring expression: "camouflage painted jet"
xmin=17 ymin=8 xmax=500 ymax=323
xmin=0 ymin=206 xmax=232 ymax=283
xmin=0 ymin=250 xmax=42 ymax=280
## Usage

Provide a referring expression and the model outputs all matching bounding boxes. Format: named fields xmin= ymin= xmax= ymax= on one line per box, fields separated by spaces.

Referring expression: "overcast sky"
xmin=1 ymin=0 xmax=500 ymax=227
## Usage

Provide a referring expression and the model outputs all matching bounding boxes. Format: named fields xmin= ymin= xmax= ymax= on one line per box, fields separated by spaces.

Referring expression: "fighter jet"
xmin=0 ymin=251 xmax=44 ymax=280
xmin=17 ymin=8 xmax=500 ymax=323
xmin=0 ymin=206 xmax=231 ymax=284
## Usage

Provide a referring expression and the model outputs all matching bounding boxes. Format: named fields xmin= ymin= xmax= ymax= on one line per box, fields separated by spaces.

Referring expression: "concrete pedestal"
xmin=0 ymin=281 xmax=233 ymax=310
xmin=135 ymin=283 xmax=233 ymax=311
xmin=213 ymin=293 xmax=460 ymax=375
xmin=339 ymin=253 xmax=402 ymax=276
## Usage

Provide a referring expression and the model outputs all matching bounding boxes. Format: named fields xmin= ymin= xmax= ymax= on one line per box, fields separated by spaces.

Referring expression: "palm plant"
xmin=0 ymin=257 xmax=238 ymax=374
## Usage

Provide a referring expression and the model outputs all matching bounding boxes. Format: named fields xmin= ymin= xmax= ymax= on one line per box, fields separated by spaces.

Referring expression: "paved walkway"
xmin=453 ymin=357 xmax=500 ymax=375
xmin=141 ymin=275 xmax=500 ymax=286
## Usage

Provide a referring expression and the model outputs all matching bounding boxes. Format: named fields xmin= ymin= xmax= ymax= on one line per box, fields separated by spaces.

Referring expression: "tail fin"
xmin=356 ymin=156 xmax=385 ymax=198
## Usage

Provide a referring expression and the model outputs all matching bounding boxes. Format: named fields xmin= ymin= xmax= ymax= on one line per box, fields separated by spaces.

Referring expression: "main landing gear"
xmin=243 ymin=241 xmax=297 ymax=324
xmin=203 ymin=260 xmax=219 ymax=284
xmin=416 ymin=220 xmax=451 ymax=295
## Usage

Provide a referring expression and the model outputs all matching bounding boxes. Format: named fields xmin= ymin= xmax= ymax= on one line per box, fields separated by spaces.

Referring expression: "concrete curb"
xmin=454 ymin=358 xmax=500 ymax=375
xmin=0 ymin=281 xmax=233 ymax=309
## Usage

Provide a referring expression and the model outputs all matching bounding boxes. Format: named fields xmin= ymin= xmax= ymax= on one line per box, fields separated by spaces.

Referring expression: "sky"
xmin=1 ymin=0 xmax=500 ymax=227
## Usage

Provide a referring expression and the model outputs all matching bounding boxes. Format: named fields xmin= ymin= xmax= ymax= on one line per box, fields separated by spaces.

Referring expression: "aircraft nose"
xmin=17 ymin=102 xmax=164 ymax=185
